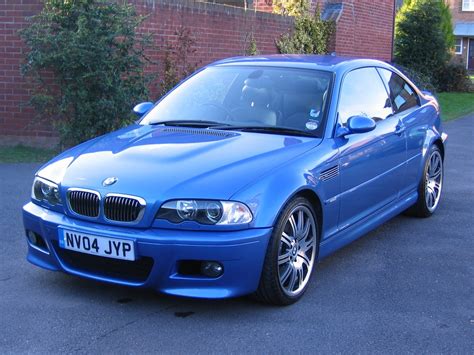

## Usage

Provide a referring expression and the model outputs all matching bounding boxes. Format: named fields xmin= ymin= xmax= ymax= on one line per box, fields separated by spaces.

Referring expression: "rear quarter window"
xmin=377 ymin=68 xmax=419 ymax=114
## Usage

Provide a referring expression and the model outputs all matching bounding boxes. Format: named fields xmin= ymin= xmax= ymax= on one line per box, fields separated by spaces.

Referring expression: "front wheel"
xmin=254 ymin=197 xmax=319 ymax=305
xmin=406 ymin=145 xmax=444 ymax=217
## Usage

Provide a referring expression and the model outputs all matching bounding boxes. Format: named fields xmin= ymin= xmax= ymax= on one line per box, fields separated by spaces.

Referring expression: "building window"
xmin=462 ymin=0 xmax=474 ymax=11
xmin=455 ymin=38 xmax=463 ymax=54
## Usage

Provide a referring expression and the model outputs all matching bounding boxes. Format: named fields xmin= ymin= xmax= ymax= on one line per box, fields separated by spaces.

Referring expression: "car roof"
xmin=209 ymin=55 xmax=393 ymax=74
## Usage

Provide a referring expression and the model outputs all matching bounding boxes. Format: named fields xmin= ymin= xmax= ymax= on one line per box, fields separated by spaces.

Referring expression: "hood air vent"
xmin=162 ymin=127 xmax=236 ymax=138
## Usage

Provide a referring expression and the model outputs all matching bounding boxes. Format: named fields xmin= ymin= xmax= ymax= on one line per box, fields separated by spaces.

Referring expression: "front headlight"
xmin=32 ymin=176 xmax=62 ymax=206
xmin=157 ymin=200 xmax=253 ymax=225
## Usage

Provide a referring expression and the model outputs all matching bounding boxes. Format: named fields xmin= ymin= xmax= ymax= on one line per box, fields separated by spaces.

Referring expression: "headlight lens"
xmin=32 ymin=177 xmax=62 ymax=205
xmin=157 ymin=200 xmax=252 ymax=225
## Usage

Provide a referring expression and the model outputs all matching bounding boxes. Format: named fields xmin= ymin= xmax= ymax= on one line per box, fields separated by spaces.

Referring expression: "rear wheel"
xmin=406 ymin=145 xmax=444 ymax=217
xmin=254 ymin=197 xmax=319 ymax=305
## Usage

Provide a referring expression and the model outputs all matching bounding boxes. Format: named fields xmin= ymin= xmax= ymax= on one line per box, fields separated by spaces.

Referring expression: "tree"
xmin=273 ymin=0 xmax=309 ymax=17
xmin=276 ymin=7 xmax=334 ymax=55
xmin=439 ymin=0 xmax=455 ymax=49
xmin=20 ymin=0 xmax=152 ymax=147
xmin=394 ymin=0 xmax=452 ymax=82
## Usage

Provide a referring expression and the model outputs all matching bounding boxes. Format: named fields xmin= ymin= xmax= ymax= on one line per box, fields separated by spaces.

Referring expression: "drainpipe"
xmin=391 ymin=0 xmax=396 ymax=62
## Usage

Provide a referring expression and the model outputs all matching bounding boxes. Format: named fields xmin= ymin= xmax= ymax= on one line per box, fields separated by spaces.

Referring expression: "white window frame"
xmin=455 ymin=38 xmax=463 ymax=54
xmin=462 ymin=0 xmax=474 ymax=11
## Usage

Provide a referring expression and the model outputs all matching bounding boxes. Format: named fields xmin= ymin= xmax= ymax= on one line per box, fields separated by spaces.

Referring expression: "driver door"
xmin=336 ymin=67 xmax=407 ymax=230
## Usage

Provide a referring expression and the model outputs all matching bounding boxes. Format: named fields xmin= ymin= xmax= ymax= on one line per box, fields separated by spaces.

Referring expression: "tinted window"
xmin=378 ymin=68 xmax=419 ymax=114
xmin=338 ymin=67 xmax=392 ymax=125
xmin=141 ymin=66 xmax=333 ymax=136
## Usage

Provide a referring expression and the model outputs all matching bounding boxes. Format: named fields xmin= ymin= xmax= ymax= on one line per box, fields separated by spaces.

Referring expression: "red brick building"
xmin=448 ymin=0 xmax=474 ymax=69
xmin=0 ymin=0 xmax=395 ymax=147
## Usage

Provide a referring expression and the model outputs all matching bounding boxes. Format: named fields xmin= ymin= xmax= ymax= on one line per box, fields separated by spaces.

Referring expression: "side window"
xmin=338 ymin=67 xmax=393 ymax=126
xmin=378 ymin=68 xmax=419 ymax=114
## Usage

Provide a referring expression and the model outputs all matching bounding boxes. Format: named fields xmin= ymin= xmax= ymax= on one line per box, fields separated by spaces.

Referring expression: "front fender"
xmin=231 ymin=140 xmax=340 ymax=239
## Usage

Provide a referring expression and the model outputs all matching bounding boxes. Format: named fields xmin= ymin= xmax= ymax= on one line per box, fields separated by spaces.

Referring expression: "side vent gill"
xmin=162 ymin=127 xmax=236 ymax=138
xmin=319 ymin=165 xmax=339 ymax=181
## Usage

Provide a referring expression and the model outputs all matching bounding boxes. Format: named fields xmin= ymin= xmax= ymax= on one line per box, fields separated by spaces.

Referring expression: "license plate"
xmin=58 ymin=229 xmax=135 ymax=261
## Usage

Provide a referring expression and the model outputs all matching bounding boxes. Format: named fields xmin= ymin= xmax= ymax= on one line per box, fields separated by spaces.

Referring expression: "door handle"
xmin=395 ymin=124 xmax=406 ymax=136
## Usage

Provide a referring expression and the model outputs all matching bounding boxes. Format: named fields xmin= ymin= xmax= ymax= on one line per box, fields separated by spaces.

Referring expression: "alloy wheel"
xmin=425 ymin=150 xmax=443 ymax=212
xmin=278 ymin=205 xmax=317 ymax=296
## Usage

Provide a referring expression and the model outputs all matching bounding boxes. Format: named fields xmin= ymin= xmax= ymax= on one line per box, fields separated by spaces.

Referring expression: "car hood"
xmin=39 ymin=124 xmax=322 ymax=201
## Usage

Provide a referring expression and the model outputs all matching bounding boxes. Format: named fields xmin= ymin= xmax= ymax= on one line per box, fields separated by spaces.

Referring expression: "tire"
xmin=406 ymin=145 xmax=444 ymax=218
xmin=254 ymin=196 xmax=320 ymax=306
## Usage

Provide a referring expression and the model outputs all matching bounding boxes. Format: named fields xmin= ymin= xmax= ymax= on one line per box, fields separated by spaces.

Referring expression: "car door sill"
xmin=319 ymin=190 xmax=418 ymax=259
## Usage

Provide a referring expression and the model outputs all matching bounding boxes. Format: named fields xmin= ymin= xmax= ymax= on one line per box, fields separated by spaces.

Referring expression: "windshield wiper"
xmin=150 ymin=120 xmax=231 ymax=128
xmin=213 ymin=125 xmax=317 ymax=137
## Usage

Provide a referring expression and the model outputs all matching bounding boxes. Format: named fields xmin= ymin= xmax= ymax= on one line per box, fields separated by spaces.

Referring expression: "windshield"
xmin=140 ymin=66 xmax=333 ymax=136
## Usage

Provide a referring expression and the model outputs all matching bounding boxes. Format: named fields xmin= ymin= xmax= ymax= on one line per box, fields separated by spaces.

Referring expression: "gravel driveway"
xmin=0 ymin=116 xmax=473 ymax=354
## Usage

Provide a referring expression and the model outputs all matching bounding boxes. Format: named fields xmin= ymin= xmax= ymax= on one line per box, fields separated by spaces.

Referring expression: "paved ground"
xmin=1 ymin=116 xmax=473 ymax=354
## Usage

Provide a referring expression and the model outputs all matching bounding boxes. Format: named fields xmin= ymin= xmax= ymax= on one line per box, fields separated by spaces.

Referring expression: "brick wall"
xmin=0 ymin=0 xmax=394 ymax=147
xmin=136 ymin=0 xmax=294 ymax=87
xmin=447 ymin=0 xmax=474 ymax=69
xmin=448 ymin=0 xmax=474 ymax=22
xmin=0 ymin=0 xmax=48 ymax=146
xmin=324 ymin=0 xmax=395 ymax=61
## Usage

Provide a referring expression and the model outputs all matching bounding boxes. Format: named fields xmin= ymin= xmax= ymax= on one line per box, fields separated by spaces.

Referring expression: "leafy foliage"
xmin=394 ymin=0 xmax=453 ymax=89
xmin=272 ymin=0 xmax=309 ymax=17
xmin=245 ymin=33 xmax=259 ymax=56
xmin=439 ymin=0 xmax=455 ymax=49
xmin=160 ymin=27 xmax=199 ymax=98
xmin=20 ymin=0 xmax=152 ymax=147
xmin=276 ymin=7 xmax=334 ymax=55
xmin=437 ymin=62 xmax=472 ymax=92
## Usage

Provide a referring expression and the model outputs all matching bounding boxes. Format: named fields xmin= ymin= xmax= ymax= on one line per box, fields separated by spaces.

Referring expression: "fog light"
xmin=200 ymin=261 xmax=223 ymax=278
xmin=27 ymin=230 xmax=38 ymax=244
xmin=26 ymin=230 xmax=48 ymax=251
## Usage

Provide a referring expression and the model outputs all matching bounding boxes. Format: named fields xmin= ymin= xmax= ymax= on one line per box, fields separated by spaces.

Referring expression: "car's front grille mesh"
xmin=68 ymin=190 xmax=100 ymax=217
xmin=67 ymin=190 xmax=144 ymax=223
xmin=104 ymin=196 xmax=143 ymax=222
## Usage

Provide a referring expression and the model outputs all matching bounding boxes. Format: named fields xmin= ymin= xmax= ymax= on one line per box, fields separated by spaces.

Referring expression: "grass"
xmin=437 ymin=92 xmax=474 ymax=121
xmin=0 ymin=145 xmax=58 ymax=163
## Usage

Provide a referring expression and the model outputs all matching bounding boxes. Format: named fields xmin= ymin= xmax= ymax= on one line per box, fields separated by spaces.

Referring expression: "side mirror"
xmin=336 ymin=115 xmax=376 ymax=137
xmin=132 ymin=102 xmax=154 ymax=117
xmin=347 ymin=115 xmax=376 ymax=133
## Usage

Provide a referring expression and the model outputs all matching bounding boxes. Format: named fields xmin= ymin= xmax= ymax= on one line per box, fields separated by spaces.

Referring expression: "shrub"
xmin=273 ymin=0 xmax=309 ymax=17
xmin=276 ymin=7 xmax=334 ymax=55
xmin=245 ymin=33 xmax=259 ymax=56
xmin=20 ymin=0 xmax=152 ymax=147
xmin=160 ymin=27 xmax=199 ymax=98
xmin=437 ymin=62 xmax=472 ymax=92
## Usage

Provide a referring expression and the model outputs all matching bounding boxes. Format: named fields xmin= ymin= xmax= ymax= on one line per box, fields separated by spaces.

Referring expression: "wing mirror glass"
xmin=132 ymin=102 xmax=154 ymax=117
xmin=336 ymin=115 xmax=376 ymax=137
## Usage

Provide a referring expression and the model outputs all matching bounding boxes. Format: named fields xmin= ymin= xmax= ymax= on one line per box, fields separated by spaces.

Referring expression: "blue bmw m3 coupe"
xmin=23 ymin=55 xmax=447 ymax=305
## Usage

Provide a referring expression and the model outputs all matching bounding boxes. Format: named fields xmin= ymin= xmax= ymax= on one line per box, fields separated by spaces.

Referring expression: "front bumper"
xmin=23 ymin=202 xmax=272 ymax=299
